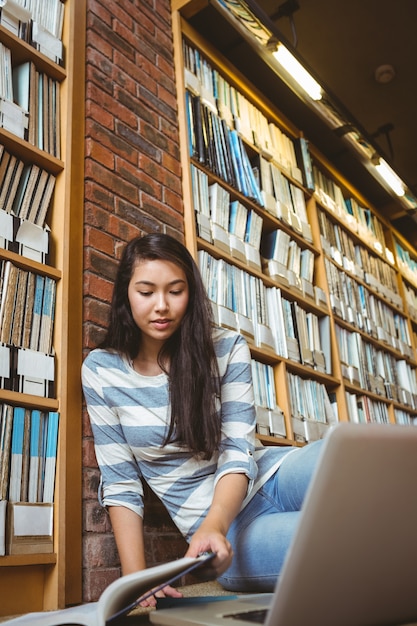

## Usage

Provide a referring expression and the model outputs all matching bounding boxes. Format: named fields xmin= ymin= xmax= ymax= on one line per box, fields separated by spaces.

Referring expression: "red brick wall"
xmin=82 ymin=0 xmax=188 ymax=602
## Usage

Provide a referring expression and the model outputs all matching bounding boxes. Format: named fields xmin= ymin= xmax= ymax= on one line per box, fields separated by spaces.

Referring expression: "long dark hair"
xmin=100 ymin=233 xmax=221 ymax=458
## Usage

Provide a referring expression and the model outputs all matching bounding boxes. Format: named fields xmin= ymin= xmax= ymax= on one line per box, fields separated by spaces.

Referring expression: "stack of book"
xmin=0 ymin=261 xmax=56 ymax=397
xmin=287 ymin=372 xmax=337 ymax=442
xmin=13 ymin=61 xmax=61 ymax=157
xmin=261 ymin=227 xmax=315 ymax=299
xmin=0 ymin=147 xmax=55 ymax=262
xmin=191 ymin=164 xmax=263 ymax=267
xmin=0 ymin=43 xmax=28 ymax=139
xmin=0 ymin=404 xmax=59 ymax=555
xmin=0 ymin=0 xmax=65 ymax=64
xmin=251 ymin=359 xmax=286 ymax=437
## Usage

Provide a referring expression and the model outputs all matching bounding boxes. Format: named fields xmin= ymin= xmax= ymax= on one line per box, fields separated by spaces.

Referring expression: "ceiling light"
xmin=271 ymin=43 xmax=322 ymax=100
xmin=209 ymin=0 xmax=417 ymax=212
xmin=374 ymin=159 xmax=405 ymax=196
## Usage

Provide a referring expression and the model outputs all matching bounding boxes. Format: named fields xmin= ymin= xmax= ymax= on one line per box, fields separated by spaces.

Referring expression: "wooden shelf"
xmin=0 ymin=0 xmax=86 ymax=614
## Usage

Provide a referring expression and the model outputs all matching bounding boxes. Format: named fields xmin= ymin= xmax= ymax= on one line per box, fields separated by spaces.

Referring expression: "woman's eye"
xmin=139 ymin=291 xmax=153 ymax=297
xmin=170 ymin=290 xmax=183 ymax=296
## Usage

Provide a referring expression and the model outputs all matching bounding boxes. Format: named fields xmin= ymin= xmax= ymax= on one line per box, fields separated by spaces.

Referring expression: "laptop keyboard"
xmin=223 ymin=609 xmax=268 ymax=623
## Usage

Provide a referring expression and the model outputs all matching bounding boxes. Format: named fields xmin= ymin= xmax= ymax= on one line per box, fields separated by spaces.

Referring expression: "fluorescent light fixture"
xmin=272 ymin=44 xmax=322 ymax=101
xmin=374 ymin=159 xmax=406 ymax=197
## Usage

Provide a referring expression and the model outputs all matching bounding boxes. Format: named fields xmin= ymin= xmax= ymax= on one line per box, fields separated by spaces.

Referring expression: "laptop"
xmin=149 ymin=421 xmax=417 ymax=626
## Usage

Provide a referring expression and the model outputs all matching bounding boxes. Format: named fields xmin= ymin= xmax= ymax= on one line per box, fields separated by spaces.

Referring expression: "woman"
xmin=82 ymin=233 xmax=323 ymax=603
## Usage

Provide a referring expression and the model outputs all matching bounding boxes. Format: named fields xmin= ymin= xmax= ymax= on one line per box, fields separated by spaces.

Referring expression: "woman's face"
xmin=127 ymin=258 xmax=189 ymax=347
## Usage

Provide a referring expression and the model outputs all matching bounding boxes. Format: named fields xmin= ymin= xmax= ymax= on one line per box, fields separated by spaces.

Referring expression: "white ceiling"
xmin=185 ymin=0 xmax=417 ymax=248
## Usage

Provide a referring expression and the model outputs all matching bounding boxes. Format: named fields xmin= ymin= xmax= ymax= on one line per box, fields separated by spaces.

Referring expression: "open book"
xmin=3 ymin=552 xmax=215 ymax=626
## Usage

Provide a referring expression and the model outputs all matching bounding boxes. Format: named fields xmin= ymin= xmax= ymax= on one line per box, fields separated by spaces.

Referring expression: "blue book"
xmin=39 ymin=276 xmax=56 ymax=354
xmin=29 ymin=274 xmax=45 ymax=351
xmin=43 ymin=411 xmax=59 ymax=502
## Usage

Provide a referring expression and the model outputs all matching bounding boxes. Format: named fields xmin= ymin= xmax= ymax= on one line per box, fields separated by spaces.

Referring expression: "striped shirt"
xmin=81 ymin=327 xmax=293 ymax=541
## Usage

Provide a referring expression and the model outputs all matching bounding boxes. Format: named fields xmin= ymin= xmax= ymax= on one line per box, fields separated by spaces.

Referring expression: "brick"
xmin=83 ymin=296 xmax=111 ymax=328
xmin=83 ymin=567 xmax=120 ymax=603
xmin=82 ymin=467 xmax=101 ymax=499
xmin=114 ymin=200 xmax=162 ymax=233
xmin=82 ymin=411 xmax=93 ymax=438
xmin=163 ymin=186 xmax=183 ymax=214
xmin=87 ymin=160 xmax=140 ymax=204
xmin=83 ymin=201 xmax=113 ymax=228
xmin=85 ymin=102 xmax=114 ymax=132
xmin=84 ymin=500 xmax=112 ymax=533
xmin=83 ymin=323 xmax=108 ymax=351
xmin=84 ymin=227 xmax=115 ymax=256
xmin=116 ymin=120 xmax=160 ymax=161
xmin=138 ymin=84 xmax=177 ymax=123
xmin=87 ymin=249 xmax=119 ymax=282
xmin=82 ymin=438 xmax=98 ymax=469
xmin=108 ymin=212 xmax=142 ymax=242
xmin=87 ymin=120 xmax=140 ymax=166
xmin=88 ymin=12 xmax=135 ymax=62
xmin=140 ymin=121 xmax=169 ymax=152
xmin=161 ymin=150 xmax=182 ymax=178
xmin=87 ymin=0 xmax=112 ymax=28
xmin=85 ymin=46 xmax=114 ymax=81
xmin=86 ymin=138 xmax=115 ymax=171
xmin=108 ymin=1 xmax=134 ymax=31
xmin=117 ymin=89 xmax=158 ymax=126
xmin=83 ymin=533 xmax=119 ymax=569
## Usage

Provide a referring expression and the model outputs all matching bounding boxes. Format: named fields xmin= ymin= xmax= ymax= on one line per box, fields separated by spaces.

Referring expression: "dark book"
xmin=294 ymin=136 xmax=315 ymax=191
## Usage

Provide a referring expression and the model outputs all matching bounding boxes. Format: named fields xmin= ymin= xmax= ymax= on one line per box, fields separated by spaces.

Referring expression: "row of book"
xmin=395 ymin=239 xmax=417 ymax=289
xmin=394 ymin=408 xmax=417 ymax=426
xmin=0 ymin=146 xmax=56 ymax=228
xmin=183 ymin=38 xmax=306 ymax=182
xmin=319 ymin=209 xmax=401 ymax=307
xmin=324 ymin=258 xmax=413 ymax=360
xmin=313 ymin=165 xmax=390 ymax=260
xmin=346 ymin=393 xmax=416 ymax=427
xmin=13 ymin=60 xmax=61 ymax=157
xmin=198 ymin=250 xmax=330 ymax=373
xmin=345 ymin=392 xmax=390 ymax=426
xmin=287 ymin=372 xmax=338 ymax=443
xmin=251 ymin=359 xmax=286 ymax=438
xmin=0 ymin=47 xmax=60 ymax=155
xmin=183 ymin=41 xmax=316 ymax=248
xmin=191 ymin=165 xmax=263 ymax=266
xmin=335 ymin=324 xmax=417 ymax=409
xmin=186 ymin=88 xmax=313 ymax=247
xmin=0 ymin=261 xmax=56 ymax=354
xmin=261 ymin=227 xmax=316 ymax=300
xmin=0 ymin=404 xmax=59 ymax=503
xmin=256 ymin=154 xmax=313 ymax=243
xmin=403 ymin=283 xmax=417 ymax=324
xmin=186 ymin=90 xmax=263 ymax=206
xmin=0 ymin=403 xmax=59 ymax=555
xmin=0 ymin=42 xmax=28 ymax=139
xmin=0 ymin=0 xmax=65 ymax=64
xmin=0 ymin=343 xmax=55 ymax=397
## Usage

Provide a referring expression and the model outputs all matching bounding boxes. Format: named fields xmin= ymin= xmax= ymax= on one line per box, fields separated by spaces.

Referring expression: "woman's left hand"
xmin=139 ymin=584 xmax=183 ymax=608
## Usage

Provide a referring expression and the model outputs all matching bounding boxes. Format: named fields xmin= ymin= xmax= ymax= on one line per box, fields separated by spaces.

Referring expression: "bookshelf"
xmin=171 ymin=1 xmax=417 ymax=446
xmin=0 ymin=0 xmax=85 ymax=615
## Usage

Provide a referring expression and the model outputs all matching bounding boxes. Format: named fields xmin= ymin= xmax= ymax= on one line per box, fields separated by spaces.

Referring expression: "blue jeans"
xmin=218 ymin=439 xmax=324 ymax=592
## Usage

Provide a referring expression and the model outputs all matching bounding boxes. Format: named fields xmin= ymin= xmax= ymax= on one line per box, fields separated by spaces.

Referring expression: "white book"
xmin=2 ymin=554 xmax=215 ymax=626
